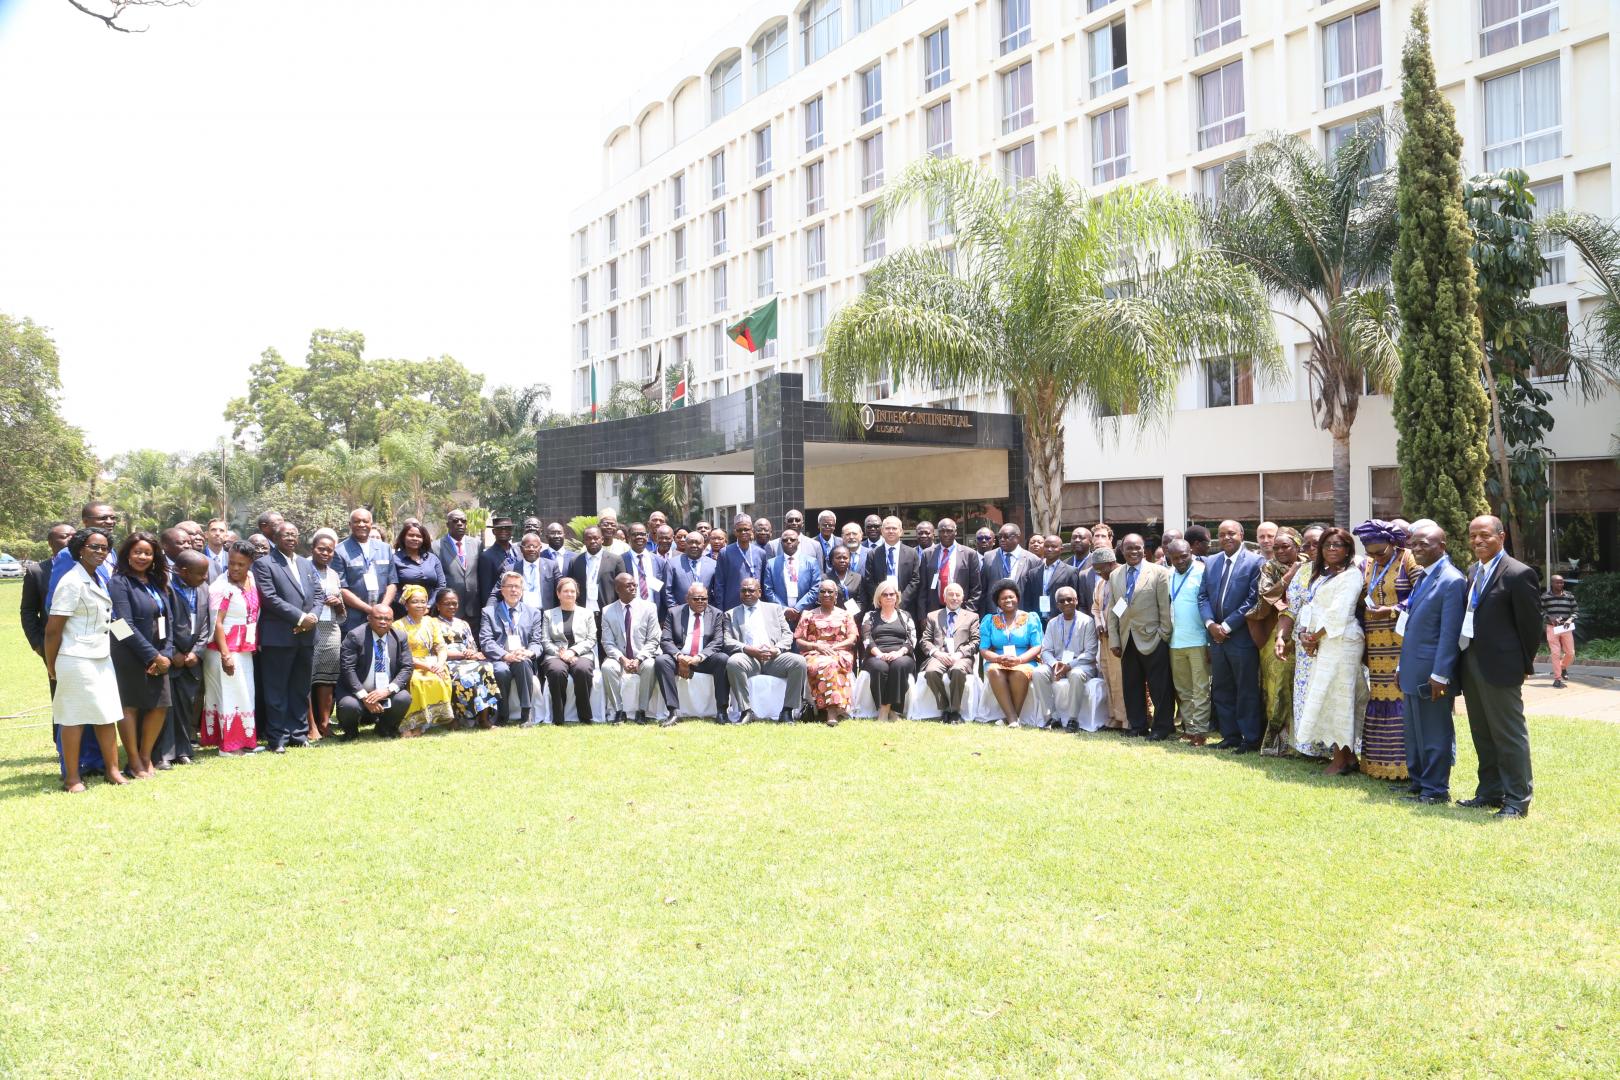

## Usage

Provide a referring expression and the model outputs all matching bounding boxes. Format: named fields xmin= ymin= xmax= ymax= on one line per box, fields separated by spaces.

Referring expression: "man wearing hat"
xmin=1087 ymin=546 xmax=1127 ymax=729
xmin=478 ymin=516 xmax=517 ymax=608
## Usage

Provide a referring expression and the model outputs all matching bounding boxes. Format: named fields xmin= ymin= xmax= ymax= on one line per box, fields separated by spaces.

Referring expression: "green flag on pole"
xmin=727 ymin=298 xmax=778 ymax=352
xmin=590 ymin=363 xmax=598 ymax=421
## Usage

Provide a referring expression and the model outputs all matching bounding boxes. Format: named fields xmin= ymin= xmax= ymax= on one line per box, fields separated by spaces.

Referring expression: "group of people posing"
xmin=21 ymin=501 xmax=1549 ymax=816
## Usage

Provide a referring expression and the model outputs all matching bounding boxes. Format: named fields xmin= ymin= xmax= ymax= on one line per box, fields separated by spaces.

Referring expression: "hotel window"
xmin=757 ymin=185 xmax=774 ymax=237
xmin=607 ymin=309 xmax=620 ymax=351
xmin=1483 ymin=59 xmax=1561 ymax=171
xmin=673 ymin=332 xmax=688 ymax=371
xmin=712 ymin=264 xmax=729 ymax=313
xmin=575 ymin=368 xmax=590 ymax=410
xmin=1088 ymin=21 xmax=1127 ymax=97
xmin=755 ymin=124 xmax=773 ymax=177
xmin=711 ymin=56 xmax=742 ymax=121
xmin=1530 ymin=179 xmax=1565 ymax=286
xmin=752 ymin=21 xmax=789 ymax=93
xmin=711 ymin=208 xmax=728 ymax=256
xmin=925 ymin=100 xmax=953 ymax=158
xmin=924 ymin=26 xmax=951 ymax=92
xmin=605 ymin=356 xmax=619 ymax=388
xmin=606 ymin=211 xmax=618 ymax=252
xmin=1323 ymin=7 xmax=1382 ymax=108
xmin=863 ymin=363 xmax=892 ymax=401
xmin=1087 ymin=0 xmax=1118 ymax=10
xmin=806 ymin=288 xmax=827 ymax=346
xmin=639 ymin=296 xmax=652 ymax=339
xmin=712 ymin=323 xmax=727 ymax=372
xmin=607 ymin=259 xmax=619 ymax=301
xmin=860 ymin=132 xmax=884 ymax=192
xmin=756 ymin=245 xmax=775 ymax=297
xmin=576 ymin=230 xmax=589 ymax=268
xmin=1481 ymin=0 xmax=1558 ymax=57
xmin=804 ymin=95 xmax=824 ymax=151
xmin=1002 ymin=140 xmax=1035 ymax=187
xmin=1530 ymin=302 xmax=1571 ymax=381
xmin=672 ymin=226 xmax=687 ymax=272
xmin=671 ymin=173 xmax=686 ymax=218
xmin=674 ymin=280 xmax=688 ymax=325
xmin=806 ymin=223 xmax=827 ymax=278
xmin=1193 ymin=0 xmax=1241 ymax=56
xmin=1197 ymin=59 xmax=1245 ymax=150
xmin=576 ymin=322 xmax=589 ymax=361
xmin=1001 ymin=62 xmax=1033 ymax=134
xmin=862 ymin=204 xmax=886 ymax=262
xmin=638 ymin=245 xmax=651 ymax=289
xmin=1203 ymin=355 xmax=1254 ymax=408
xmin=637 ymin=193 xmax=651 ymax=238
xmin=859 ymin=63 xmax=884 ymax=125
xmin=805 ymin=160 xmax=826 ymax=214
xmin=1325 ymin=115 xmax=1387 ymax=178
xmin=711 ymin=150 xmax=726 ymax=199
xmin=577 ymin=275 xmax=589 ymax=314
xmin=805 ymin=356 xmax=825 ymax=400
xmin=1091 ymin=105 xmax=1130 ymax=183
xmin=1000 ymin=0 xmax=1030 ymax=55
xmin=1198 ymin=159 xmax=1232 ymax=203
xmin=853 ymin=0 xmax=898 ymax=32
xmin=637 ymin=347 xmax=653 ymax=383
xmin=927 ymin=195 xmax=951 ymax=240
xmin=802 ymin=0 xmax=842 ymax=65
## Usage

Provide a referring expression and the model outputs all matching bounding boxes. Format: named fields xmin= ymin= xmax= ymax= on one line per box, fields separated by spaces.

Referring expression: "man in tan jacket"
xmin=1106 ymin=533 xmax=1175 ymax=740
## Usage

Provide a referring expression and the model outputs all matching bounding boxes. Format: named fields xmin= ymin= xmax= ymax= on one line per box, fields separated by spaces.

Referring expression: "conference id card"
xmin=1061 ymin=650 xmax=1076 ymax=664
xmin=361 ymin=566 xmax=379 ymax=596
xmin=1039 ymin=594 xmax=1051 ymax=615
xmin=1394 ymin=610 xmax=1409 ymax=638
xmin=1460 ymin=611 xmax=1474 ymax=647
xmin=507 ymin=632 xmax=520 ymax=653
xmin=844 ymin=599 xmax=861 ymax=617
xmin=1111 ymin=598 xmax=1127 ymax=619
xmin=154 ymin=615 xmax=167 ymax=641
xmin=108 ymin=618 xmax=133 ymax=642
xmin=244 ymin=623 xmax=257 ymax=646
xmin=1002 ymin=645 xmax=1017 ymax=657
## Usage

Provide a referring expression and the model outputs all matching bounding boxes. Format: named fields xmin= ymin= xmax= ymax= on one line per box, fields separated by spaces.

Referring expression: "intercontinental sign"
xmin=859 ymin=404 xmax=978 ymax=443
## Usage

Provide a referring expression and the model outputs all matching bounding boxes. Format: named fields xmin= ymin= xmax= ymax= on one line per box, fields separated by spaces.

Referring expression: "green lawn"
xmin=1 ymin=578 xmax=1616 ymax=1078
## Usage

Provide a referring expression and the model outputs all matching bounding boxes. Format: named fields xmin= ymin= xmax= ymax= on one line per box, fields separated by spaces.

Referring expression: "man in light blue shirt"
xmin=1165 ymin=539 xmax=1211 ymax=744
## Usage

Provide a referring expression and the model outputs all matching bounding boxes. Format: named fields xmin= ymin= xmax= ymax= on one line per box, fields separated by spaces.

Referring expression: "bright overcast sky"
xmin=0 ymin=0 xmax=711 ymax=458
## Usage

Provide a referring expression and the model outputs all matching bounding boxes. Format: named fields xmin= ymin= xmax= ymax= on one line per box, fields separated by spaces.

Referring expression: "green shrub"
xmin=0 ymin=537 xmax=49 ymax=562
xmin=1574 ymin=573 xmax=1620 ymax=642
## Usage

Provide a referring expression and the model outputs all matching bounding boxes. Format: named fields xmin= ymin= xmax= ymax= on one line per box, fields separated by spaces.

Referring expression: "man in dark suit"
xmin=859 ymin=514 xmax=920 ymax=615
xmin=1398 ymin=524 xmax=1468 ymax=804
xmin=252 ymin=521 xmax=325 ymax=752
xmin=1022 ymin=535 xmax=1085 ymax=624
xmin=710 ymin=514 xmax=767 ymax=614
xmin=622 ymin=522 xmax=669 ymax=623
xmin=1457 ymin=515 xmax=1542 ymax=818
xmin=476 ymin=516 xmax=517 ymax=608
xmin=917 ymin=517 xmax=982 ymax=623
xmin=437 ymin=509 xmax=483 ymax=637
xmin=761 ymin=528 xmax=821 ymax=626
xmin=1068 ymin=526 xmax=1094 ymax=571
xmin=664 ymin=530 xmax=717 ymax=616
xmin=920 ymin=582 xmax=979 ymax=723
xmin=810 ymin=510 xmax=840 ymax=569
xmin=22 ymin=522 xmax=76 ymax=662
xmin=336 ymin=605 xmax=413 ymax=739
xmin=1198 ymin=520 xmax=1265 ymax=752
xmin=479 ymin=570 xmax=545 ymax=724
xmin=542 ymin=521 xmax=573 ymax=573
xmin=655 ymin=583 xmax=731 ymax=725
xmin=508 ymin=530 xmax=563 ymax=612
xmin=156 ymin=550 xmax=212 ymax=766
xmin=565 ymin=525 xmax=625 ymax=613
xmin=861 ymin=514 xmax=882 ymax=551
xmin=981 ymin=522 xmax=1032 ymax=601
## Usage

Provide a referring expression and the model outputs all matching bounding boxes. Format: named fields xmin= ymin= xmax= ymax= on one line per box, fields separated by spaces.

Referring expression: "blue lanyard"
xmin=1169 ymin=568 xmax=1196 ymax=602
xmin=1365 ymin=555 xmax=1396 ymax=601
xmin=1404 ymin=564 xmax=1436 ymax=612
xmin=1469 ymin=551 xmax=1504 ymax=609
xmin=1060 ymin=615 xmax=1077 ymax=653
xmin=173 ymin=583 xmax=197 ymax=615
xmin=499 ymin=602 xmax=518 ymax=635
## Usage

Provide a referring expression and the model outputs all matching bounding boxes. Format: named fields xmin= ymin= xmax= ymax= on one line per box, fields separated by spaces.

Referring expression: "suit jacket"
xmin=338 ymin=623 xmax=410 ymax=700
xmin=762 ymin=550 xmax=822 ymax=611
xmin=108 ymin=573 xmax=176 ymax=667
xmin=620 ymin=547 xmax=669 ymax=620
xmin=1021 ymin=560 xmax=1086 ymax=623
xmin=601 ymin=598 xmax=661 ymax=663
xmin=1106 ymin=560 xmax=1173 ymax=654
xmin=435 ymin=534 xmax=483 ymax=618
xmin=538 ymin=606 xmax=600 ymax=660
xmin=477 ymin=541 xmax=518 ymax=607
xmin=1039 ymin=611 xmax=1099 ymax=679
xmin=1197 ymin=548 xmax=1263 ymax=649
xmin=980 ymin=547 xmax=1033 ymax=602
xmin=809 ymin=530 xmax=842 ymax=569
xmin=663 ymin=552 xmax=717 ymax=615
xmin=564 ymin=548 xmax=625 ymax=610
xmin=710 ymin=542 xmax=768 ymax=613
xmin=505 ymin=554 xmax=562 ymax=612
xmin=1460 ymin=553 xmax=1542 ymax=687
xmin=917 ymin=543 xmax=983 ymax=622
xmin=921 ymin=605 xmax=980 ymax=663
xmin=1397 ymin=559 xmax=1467 ymax=695
xmin=20 ymin=558 xmax=50 ymax=653
xmin=859 ymin=541 xmax=921 ymax=614
xmin=660 ymin=605 xmax=728 ymax=663
xmin=251 ymin=550 xmax=325 ymax=650
xmin=479 ymin=597 xmax=545 ymax=659
xmin=167 ymin=580 xmax=214 ymax=659
xmin=723 ymin=601 xmax=794 ymax=654
xmin=331 ymin=535 xmax=396 ymax=631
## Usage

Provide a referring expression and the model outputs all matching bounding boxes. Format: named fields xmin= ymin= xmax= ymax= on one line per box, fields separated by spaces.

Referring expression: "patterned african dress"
xmin=399 ymin=616 xmax=455 ymax=735
xmin=1359 ymin=550 xmax=1418 ymax=780
xmin=202 ymin=577 xmax=259 ymax=753
xmin=796 ymin=607 xmax=857 ymax=709
xmin=1285 ymin=563 xmax=1321 ymax=757
xmin=1257 ymin=560 xmax=1301 ymax=755
xmin=435 ymin=615 xmax=500 ymax=726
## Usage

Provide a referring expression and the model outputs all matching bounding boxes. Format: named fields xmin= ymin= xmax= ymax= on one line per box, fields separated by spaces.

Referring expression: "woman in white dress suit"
xmin=538 ymin=577 xmax=600 ymax=723
xmin=1293 ymin=527 xmax=1370 ymax=776
xmin=43 ymin=528 xmax=129 ymax=791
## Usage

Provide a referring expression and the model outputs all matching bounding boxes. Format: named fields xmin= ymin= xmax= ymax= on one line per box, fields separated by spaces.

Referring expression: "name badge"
xmin=506 ymin=632 xmax=520 ymax=652
xmin=1459 ymin=610 xmax=1474 ymax=649
xmin=244 ymin=623 xmax=257 ymax=646
xmin=361 ymin=567 xmax=380 ymax=596
xmin=155 ymin=615 xmax=167 ymax=640
xmin=1002 ymin=644 xmax=1017 ymax=657
xmin=1111 ymin=598 xmax=1127 ymax=619
xmin=1039 ymin=595 xmax=1051 ymax=615
xmin=1298 ymin=603 xmax=1314 ymax=629
xmin=109 ymin=618 xmax=134 ymax=641
xmin=844 ymin=599 xmax=861 ymax=616
xmin=1394 ymin=610 xmax=1409 ymax=638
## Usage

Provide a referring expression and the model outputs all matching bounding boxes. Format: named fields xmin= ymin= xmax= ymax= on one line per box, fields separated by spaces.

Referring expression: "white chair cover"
xmin=903 ymin=672 xmax=982 ymax=720
xmin=535 ymin=669 xmax=606 ymax=724
xmin=971 ymin=670 xmax=1045 ymax=725
xmin=676 ymin=672 xmax=719 ymax=718
xmin=849 ymin=671 xmax=880 ymax=719
xmin=604 ymin=666 xmax=669 ymax=720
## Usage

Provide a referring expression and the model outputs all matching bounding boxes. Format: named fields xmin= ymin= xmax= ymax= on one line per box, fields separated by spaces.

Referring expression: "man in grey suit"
xmin=655 ymin=583 xmax=731 ymax=726
xmin=1033 ymin=585 xmax=1100 ymax=731
xmin=602 ymin=573 xmax=662 ymax=723
xmin=1397 ymin=524 xmax=1468 ymax=804
xmin=724 ymin=577 xmax=806 ymax=724
xmin=479 ymin=571 xmax=544 ymax=725
xmin=437 ymin=509 xmax=483 ymax=637
xmin=920 ymin=581 xmax=979 ymax=723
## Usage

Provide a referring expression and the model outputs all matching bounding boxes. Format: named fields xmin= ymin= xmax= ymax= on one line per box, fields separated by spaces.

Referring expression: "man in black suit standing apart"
xmin=252 ymin=521 xmax=325 ymax=752
xmin=477 ymin=516 xmax=517 ymax=607
xmin=917 ymin=517 xmax=982 ymax=624
xmin=1457 ymin=514 xmax=1542 ymax=818
xmin=860 ymin=514 xmax=920 ymax=616
xmin=437 ymin=509 xmax=483 ymax=637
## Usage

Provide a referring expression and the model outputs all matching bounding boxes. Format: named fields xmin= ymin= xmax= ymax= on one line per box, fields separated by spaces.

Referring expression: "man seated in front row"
xmin=1032 ymin=586 xmax=1100 ymax=732
xmin=654 ymin=583 xmax=730 ymax=726
xmin=479 ymin=570 xmax=543 ymax=725
xmin=336 ymin=606 xmax=413 ymax=739
xmin=920 ymin=582 xmax=979 ymax=724
xmin=724 ymin=577 xmax=806 ymax=724
xmin=601 ymin=572 xmax=661 ymax=724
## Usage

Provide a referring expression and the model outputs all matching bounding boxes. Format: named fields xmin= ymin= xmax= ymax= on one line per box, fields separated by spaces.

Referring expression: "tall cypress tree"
xmin=1392 ymin=6 xmax=1490 ymax=554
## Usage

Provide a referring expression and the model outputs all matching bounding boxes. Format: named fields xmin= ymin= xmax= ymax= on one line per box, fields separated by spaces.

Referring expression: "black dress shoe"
xmin=288 ymin=737 xmax=309 ymax=748
xmin=1494 ymin=805 xmax=1529 ymax=819
xmin=1045 ymin=719 xmax=1063 ymax=731
xmin=1403 ymin=793 xmax=1447 ymax=804
xmin=613 ymin=711 xmax=628 ymax=725
xmin=1211 ymin=739 xmax=1241 ymax=751
xmin=635 ymin=711 xmax=648 ymax=725
xmin=1065 ymin=720 xmax=1079 ymax=733
xmin=1230 ymin=744 xmax=1257 ymax=755
xmin=659 ymin=714 xmax=678 ymax=728
xmin=715 ymin=712 xmax=728 ymax=724
xmin=1457 ymin=796 xmax=1503 ymax=809
xmin=155 ymin=760 xmax=173 ymax=771
xmin=1123 ymin=728 xmax=1146 ymax=738
xmin=1146 ymin=731 xmax=1171 ymax=741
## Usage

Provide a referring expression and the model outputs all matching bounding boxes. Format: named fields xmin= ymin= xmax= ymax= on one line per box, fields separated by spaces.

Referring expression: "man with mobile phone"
xmin=1395 ymin=524 xmax=1467 ymax=805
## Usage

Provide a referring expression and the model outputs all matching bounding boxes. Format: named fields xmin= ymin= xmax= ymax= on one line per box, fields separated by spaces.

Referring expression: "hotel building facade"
xmin=565 ymin=0 xmax=1618 ymax=572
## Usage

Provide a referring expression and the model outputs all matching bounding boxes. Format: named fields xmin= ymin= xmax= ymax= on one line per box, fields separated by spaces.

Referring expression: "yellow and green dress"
xmin=1360 ymin=550 xmax=1418 ymax=780
xmin=399 ymin=614 xmax=455 ymax=735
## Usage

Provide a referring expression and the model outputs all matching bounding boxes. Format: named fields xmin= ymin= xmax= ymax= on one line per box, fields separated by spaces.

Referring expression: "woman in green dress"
xmin=1255 ymin=528 xmax=1303 ymax=755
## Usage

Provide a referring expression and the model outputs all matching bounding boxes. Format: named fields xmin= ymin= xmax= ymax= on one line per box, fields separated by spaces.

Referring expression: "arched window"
xmin=710 ymin=54 xmax=742 ymax=121
xmin=752 ymin=21 xmax=789 ymax=93
xmin=800 ymin=0 xmax=842 ymax=65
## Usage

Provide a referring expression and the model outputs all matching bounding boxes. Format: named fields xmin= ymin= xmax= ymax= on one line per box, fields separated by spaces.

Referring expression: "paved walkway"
xmin=1507 ymin=669 xmax=1618 ymax=723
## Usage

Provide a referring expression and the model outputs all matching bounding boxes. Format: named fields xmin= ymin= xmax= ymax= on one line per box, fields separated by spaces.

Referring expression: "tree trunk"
xmin=1025 ymin=419 xmax=1066 ymax=535
xmin=1331 ymin=425 xmax=1351 ymax=527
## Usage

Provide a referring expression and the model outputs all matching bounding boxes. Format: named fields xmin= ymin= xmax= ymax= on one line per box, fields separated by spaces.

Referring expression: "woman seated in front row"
xmin=979 ymin=578 xmax=1042 ymax=725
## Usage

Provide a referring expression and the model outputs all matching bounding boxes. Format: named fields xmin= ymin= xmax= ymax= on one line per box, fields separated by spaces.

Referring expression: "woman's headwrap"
xmin=1274 ymin=526 xmax=1303 ymax=553
xmin=1352 ymin=519 xmax=1409 ymax=548
xmin=400 ymin=583 xmax=429 ymax=605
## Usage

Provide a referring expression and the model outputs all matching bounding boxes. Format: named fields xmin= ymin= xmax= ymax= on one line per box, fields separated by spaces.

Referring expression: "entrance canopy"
xmin=534 ymin=373 xmax=1027 ymax=526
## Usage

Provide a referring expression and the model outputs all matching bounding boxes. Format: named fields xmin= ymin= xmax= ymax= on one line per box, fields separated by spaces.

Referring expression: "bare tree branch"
xmin=64 ymin=0 xmax=197 ymax=33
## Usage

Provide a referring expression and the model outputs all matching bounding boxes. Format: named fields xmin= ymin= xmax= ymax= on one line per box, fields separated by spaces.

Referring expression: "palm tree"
xmin=482 ymin=383 xmax=552 ymax=439
xmin=379 ymin=426 xmax=455 ymax=525
xmin=1543 ymin=210 xmax=1620 ymax=385
xmin=1202 ymin=127 xmax=1400 ymax=526
xmin=109 ymin=449 xmax=184 ymax=532
xmin=288 ymin=438 xmax=384 ymax=514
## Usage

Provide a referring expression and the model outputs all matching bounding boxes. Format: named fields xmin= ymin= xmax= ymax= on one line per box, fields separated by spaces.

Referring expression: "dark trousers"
xmin=336 ymin=689 xmax=412 ymax=738
xmin=489 ymin=658 xmax=537 ymax=722
xmin=1210 ymin=640 xmax=1262 ymax=746
xmin=862 ymin=655 xmax=916 ymax=708
xmin=258 ymin=645 xmax=315 ymax=748
xmin=1121 ymin=638 xmax=1174 ymax=736
xmin=540 ymin=654 xmax=596 ymax=722
xmin=655 ymin=653 xmax=731 ymax=715
xmin=1461 ymin=650 xmax=1533 ymax=810
xmin=1403 ymin=691 xmax=1456 ymax=799
xmin=154 ymin=665 xmax=202 ymax=764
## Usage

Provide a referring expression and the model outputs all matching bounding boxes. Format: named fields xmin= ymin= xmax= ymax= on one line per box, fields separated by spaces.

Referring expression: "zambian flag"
xmin=727 ymin=298 xmax=778 ymax=352
xmin=671 ymin=372 xmax=687 ymax=408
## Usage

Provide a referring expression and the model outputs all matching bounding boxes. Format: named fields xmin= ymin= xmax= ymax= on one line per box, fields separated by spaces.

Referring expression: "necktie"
xmin=688 ymin=611 xmax=701 ymax=655
xmin=938 ymin=547 xmax=951 ymax=604
xmin=1003 ymin=551 xmax=1013 ymax=577
xmin=1126 ymin=565 xmax=1138 ymax=602
xmin=624 ymin=604 xmax=633 ymax=647
xmin=285 ymin=552 xmax=305 ymax=599
xmin=886 ymin=545 xmax=896 ymax=578
xmin=1217 ymin=556 xmax=1235 ymax=617
xmin=373 ymin=636 xmax=386 ymax=677
xmin=946 ymin=610 xmax=955 ymax=636
xmin=455 ymin=538 xmax=465 ymax=568
xmin=639 ymin=554 xmax=650 ymax=599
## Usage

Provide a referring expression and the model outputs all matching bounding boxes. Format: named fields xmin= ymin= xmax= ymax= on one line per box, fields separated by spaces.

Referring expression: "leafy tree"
xmin=1542 ymin=209 xmax=1620 ymax=400
xmin=287 ymin=439 xmax=384 ymax=513
xmin=379 ymin=426 xmax=462 ymax=526
xmin=824 ymin=156 xmax=1277 ymax=531
xmin=1392 ymin=7 xmax=1491 ymax=555
xmin=0 ymin=314 xmax=98 ymax=536
xmin=1203 ymin=127 xmax=1399 ymax=527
